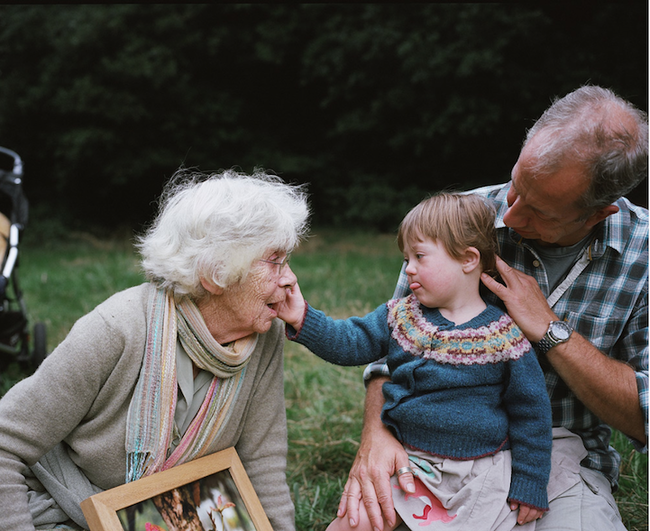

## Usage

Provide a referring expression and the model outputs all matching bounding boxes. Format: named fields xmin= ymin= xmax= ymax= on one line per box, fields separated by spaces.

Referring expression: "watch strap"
xmin=536 ymin=320 xmax=572 ymax=356
xmin=536 ymin=335 xmax=555 ymax=356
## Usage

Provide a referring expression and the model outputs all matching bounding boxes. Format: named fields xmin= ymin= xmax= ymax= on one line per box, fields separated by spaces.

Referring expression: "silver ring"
xmin=396 ymin=466 xmax=414 ymax=477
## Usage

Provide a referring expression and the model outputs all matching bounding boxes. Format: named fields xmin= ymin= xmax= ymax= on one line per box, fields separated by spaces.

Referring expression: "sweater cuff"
xmin=508 ymin=475 xmax=549 ymax=512
xmin=507 ymin=497 xmax=549 ymax=513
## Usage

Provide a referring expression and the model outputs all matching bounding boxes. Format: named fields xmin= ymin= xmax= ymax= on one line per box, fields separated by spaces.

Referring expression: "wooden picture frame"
xmin=80 ymin=447 xmax=272 ymax=531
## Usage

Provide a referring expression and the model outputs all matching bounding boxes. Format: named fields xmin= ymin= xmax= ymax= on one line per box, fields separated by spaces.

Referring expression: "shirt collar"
xmin=492 ymin=183 xmax=510 ymax=231
xmin=600 ymin=198 xmax=631 ymax=255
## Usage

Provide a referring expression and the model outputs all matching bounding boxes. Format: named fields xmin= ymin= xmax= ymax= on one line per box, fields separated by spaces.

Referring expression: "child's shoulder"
xmin=483 ymin=301 xmax=509 ymax=320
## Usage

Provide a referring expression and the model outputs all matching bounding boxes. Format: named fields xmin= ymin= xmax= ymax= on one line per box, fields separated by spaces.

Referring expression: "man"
xmin=338 ymin=86 xmax=648 ymax=530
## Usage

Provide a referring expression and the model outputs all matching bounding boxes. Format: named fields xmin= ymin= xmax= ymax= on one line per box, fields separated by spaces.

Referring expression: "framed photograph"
xmin=80 ymin=447 xmax=272 ymax=531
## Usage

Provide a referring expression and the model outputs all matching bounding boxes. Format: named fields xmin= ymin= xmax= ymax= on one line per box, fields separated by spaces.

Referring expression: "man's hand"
xmin=338 ymin=378 xmax=414 ymax=530
xmin=482 ymin=256 xmax=646 ymax=443
xmin=481 ymin=256 xmax=557 ymax=341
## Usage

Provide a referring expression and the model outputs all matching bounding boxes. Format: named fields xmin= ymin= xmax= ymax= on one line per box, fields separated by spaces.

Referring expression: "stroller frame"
xmin=0 ymin=146 xmax=46 ymax=372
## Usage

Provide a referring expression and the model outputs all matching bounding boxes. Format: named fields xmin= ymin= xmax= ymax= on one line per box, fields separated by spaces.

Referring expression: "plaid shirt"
xmin=365 ymin=182 xmax=648 ymax=488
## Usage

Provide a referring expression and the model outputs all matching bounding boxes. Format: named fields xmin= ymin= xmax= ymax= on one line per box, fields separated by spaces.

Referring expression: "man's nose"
xmin=503 ymin=196 xmax=528 ymax=228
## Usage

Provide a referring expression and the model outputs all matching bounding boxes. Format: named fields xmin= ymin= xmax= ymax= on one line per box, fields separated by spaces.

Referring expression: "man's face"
xmin=503 ymin=141 xmax=609 ymax=247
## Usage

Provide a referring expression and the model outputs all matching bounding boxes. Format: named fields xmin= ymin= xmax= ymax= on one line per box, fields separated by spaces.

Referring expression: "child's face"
xmin=403 ymin=237 xmax=466 ymax=309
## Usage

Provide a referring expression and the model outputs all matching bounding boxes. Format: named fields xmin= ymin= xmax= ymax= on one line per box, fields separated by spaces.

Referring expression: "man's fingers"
xmin=339 ymin=477 xmax=361 ymax=526
xmin=360 ymin=479 xmax=386 ymax=531
xmin=482 ymin=255 xmax=527 ymax=300
xmin=495 ymin=255 xmax=512 ymax=273
xmin=396 ymin=470 xmax=415 ymax=494
xmin=394 ymin=462 xmax=416 ymax=495
xmin=337 ymin=478 xmax=351 ymax=517
xmin=481 ymin=271 xmax=503 ymax=294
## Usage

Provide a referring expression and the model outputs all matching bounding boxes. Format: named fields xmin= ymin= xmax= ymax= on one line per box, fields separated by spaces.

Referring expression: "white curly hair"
xmin=137 ymin=168 xmax=310 ymax=299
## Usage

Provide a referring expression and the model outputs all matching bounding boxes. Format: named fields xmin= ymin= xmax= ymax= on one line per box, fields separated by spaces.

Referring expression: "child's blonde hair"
xmin=397 ymin=192 xmax=497 ymax=275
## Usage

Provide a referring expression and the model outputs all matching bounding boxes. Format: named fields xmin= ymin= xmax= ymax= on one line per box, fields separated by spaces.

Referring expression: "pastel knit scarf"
xmin=126 ymin=287 xmax=256 ymax=482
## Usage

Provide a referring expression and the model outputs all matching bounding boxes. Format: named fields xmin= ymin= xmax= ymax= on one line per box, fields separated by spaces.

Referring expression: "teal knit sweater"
xmin=288 ymin=295 xmax=552 ymax=511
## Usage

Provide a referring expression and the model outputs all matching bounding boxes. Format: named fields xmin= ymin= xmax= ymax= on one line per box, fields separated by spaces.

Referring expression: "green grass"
xmin=2 ymin=230 xmax=647 ymax=530
xmin=285 ymin=230 xmax=403 ymax=530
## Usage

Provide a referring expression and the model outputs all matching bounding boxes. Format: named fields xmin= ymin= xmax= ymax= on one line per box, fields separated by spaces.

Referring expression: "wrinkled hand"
xmin=481 ymin=256 xmax=557 ymax=342
xmin=510 ymin=502 xmax=545 ymax=525
xmin=274 ymin=281 xmax=306 ymax=331
xmin=338 ymin=416 xmax=414 ymax=529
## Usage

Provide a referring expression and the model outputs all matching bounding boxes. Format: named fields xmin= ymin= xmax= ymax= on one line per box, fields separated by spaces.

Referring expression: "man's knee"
xmin=537 ymin=469 xmax=625 ymax=531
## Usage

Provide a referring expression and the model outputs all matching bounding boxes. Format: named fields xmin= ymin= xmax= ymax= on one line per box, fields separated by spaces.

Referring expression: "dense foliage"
xmin=0 ymin=4 xmax=646 ymax=232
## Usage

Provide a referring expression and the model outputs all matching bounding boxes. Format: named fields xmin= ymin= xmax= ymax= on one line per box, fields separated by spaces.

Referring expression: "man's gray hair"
xmin=137 ymin=168 xmax=309 ymax=299
xmin=524 ymin=85 xmax=648 ymax=211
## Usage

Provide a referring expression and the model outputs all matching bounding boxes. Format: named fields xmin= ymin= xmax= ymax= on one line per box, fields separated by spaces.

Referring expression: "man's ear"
xmin=461 ymin=247 xmax=482 ymax=274
xmin=584 ymin=204 xmax=619 ymax=228
xmin=200 ymin=277 xmax=224 ymax=296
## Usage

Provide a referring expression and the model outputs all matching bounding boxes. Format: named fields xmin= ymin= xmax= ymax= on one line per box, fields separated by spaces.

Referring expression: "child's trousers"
xmin=391 ymin=448 xmax=533 ymax=531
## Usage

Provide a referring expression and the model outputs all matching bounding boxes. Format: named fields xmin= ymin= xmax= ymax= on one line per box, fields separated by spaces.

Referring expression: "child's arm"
xmin=276 ymin=282 xmax=391 ymax=367
xmin=275 ymin=281 xmax=307 ymax=331
xmin=503 ymin=339 xmax=553 ymax=518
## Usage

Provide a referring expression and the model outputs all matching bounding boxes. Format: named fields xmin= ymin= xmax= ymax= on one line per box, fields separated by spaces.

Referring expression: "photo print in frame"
xmin=80 ymin=447 xmax=272 ymax=531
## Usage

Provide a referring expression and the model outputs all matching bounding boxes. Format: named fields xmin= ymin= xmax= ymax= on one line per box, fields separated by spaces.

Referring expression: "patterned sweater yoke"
xmin=387 ymin=295 xmax=531 ymax=366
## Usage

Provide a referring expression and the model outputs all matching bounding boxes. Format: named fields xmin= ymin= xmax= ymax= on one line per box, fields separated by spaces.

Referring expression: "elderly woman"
xmin=0 ymin=169 xmax=309 ymax=531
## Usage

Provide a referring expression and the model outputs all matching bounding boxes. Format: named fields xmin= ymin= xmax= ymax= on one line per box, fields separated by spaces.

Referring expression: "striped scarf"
xmin=126 ymin=287 xmax=256 ymax=482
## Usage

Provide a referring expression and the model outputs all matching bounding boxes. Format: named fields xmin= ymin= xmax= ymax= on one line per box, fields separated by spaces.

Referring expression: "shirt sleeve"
xmin=620 ymin=283 xmax=649 ymax=451
xmin=362 ymin=359 xmax=391 ymax=383
xmin=362 ymin=263 xmax=411 ymax=383
xmin=636 ymin=370 xmax=648 ymax=452
xmin=392 ymin=261 xmax=410 ymax=299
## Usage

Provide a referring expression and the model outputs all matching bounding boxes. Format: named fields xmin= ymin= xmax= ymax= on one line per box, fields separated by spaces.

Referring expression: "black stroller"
xmin=0 ymin=147 xmax=46 ymax=374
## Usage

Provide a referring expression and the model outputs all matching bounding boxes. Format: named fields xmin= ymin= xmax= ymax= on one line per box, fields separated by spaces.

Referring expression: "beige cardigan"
xmin=0 ymin=283 xmax=294 ymax=530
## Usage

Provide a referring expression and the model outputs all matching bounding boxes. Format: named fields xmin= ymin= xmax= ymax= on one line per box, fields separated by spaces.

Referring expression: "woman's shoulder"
xmin=21 ymin=286 xmax=154 ymax=404
xmin=91 ymin=283 xmax=152 ymax=323
xmin=97 ymin=282 xmax=152 ymax=309
xmin=61 ymin=284 xmax=152 ymax=352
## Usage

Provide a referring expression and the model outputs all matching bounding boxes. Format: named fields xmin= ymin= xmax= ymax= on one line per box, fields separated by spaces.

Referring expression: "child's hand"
xmin=510 ymin=502 xmax=544 ymax=525
xmin=275 ymin=281 xmax=306 ymax=332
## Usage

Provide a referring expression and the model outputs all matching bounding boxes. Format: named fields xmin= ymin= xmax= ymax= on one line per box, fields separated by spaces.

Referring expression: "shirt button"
xmin=533 ymin=260 xmax=540 ymax=267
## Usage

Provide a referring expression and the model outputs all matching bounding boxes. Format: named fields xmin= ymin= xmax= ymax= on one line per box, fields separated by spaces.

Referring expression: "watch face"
xmin=550 ymin=321 xmax=572 ymax=341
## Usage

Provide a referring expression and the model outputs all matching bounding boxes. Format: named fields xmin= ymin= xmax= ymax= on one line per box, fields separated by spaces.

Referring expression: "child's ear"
xmin=461 ymin=247 xmax=482 ymax=273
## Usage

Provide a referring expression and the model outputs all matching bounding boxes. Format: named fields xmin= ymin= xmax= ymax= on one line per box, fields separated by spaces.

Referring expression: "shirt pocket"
xmin=565 ymin=311 xmax=621 ymax=354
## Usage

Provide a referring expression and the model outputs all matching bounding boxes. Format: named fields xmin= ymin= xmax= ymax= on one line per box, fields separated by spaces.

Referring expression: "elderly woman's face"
xmin=214 ymin=251 xmax=297 ymax=341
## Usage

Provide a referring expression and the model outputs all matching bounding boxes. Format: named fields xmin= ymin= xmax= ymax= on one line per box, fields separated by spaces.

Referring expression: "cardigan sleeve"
xmin=0 ymin=293 xmax=144 ymax=530
xmin=288 ymin=303 xmax=391 ymax=367
xmin=502 ymin=346 xmax=553 ymax=511
xmin=0 ymin=284 xmax=150 ymax=531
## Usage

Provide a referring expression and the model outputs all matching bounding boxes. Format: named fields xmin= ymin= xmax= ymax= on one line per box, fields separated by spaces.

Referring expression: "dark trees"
xmin=0 ymin=4 xmax=646 ymax=232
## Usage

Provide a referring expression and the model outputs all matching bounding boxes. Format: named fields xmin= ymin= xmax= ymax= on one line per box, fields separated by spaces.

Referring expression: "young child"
xmin=277 ymin=192 xmax=552 ymax=531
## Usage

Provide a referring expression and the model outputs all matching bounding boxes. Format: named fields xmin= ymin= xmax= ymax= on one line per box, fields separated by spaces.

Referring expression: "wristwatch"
xmin=536 ymin=320 xmax=573 ymax=355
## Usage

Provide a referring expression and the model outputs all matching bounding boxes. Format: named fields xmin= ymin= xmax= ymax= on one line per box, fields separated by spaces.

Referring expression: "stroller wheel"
xmin=32 ymin=322 xmax=47 ymax=369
